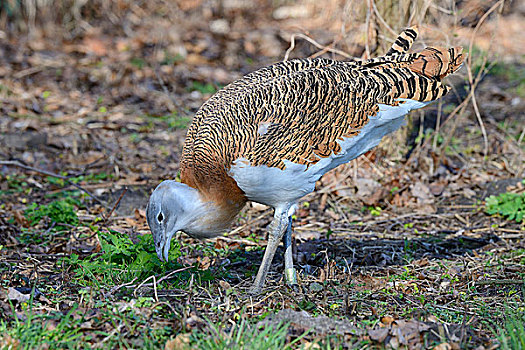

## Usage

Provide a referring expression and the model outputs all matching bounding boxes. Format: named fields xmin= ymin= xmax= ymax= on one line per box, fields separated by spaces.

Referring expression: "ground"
xmin=0 ymin=1 xmax=524 ymax=349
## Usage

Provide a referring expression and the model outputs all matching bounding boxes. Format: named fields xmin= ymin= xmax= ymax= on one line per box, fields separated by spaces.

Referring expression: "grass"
xmin=0 ymin=298 xmax=85 ymax=349
xmin=189 ymin=318 xmax=306 ymax=350
xmin=188 ymin=81 xmax=220 ymax=94
xmin=24 ymin=199 xmax=79 ymax=229
xmin=1 ymin=156 xmax=522 ymax=349
xmin=0 ymin=296 xmax=174 ymax=349
xmin=497 ymin=310 xmax=525 ymax=350
xmin=0 ymin=173 xmax=29 ymax=197
xmin=144 ymin=112 xmax=192 ymax=130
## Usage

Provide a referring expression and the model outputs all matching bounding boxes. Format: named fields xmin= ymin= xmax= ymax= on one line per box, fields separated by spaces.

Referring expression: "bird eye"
xmin=157 ymin=213 xmax=164 ymax=222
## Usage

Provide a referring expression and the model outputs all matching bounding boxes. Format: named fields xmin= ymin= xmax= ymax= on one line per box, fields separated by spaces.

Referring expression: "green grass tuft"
xmin=0 ymin=303 xmax=84 ymax=349
xmin=64 ymin=230 xmax=188 ymax=287
xmin=497 ymin=310 xmax=525 ymax=350
xmin=189 ymin=318 xmax=306 ymax=350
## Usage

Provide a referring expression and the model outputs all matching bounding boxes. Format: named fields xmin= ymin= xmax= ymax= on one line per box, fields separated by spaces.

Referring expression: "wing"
xmin=181 ymin=58 xmax=342 ymax=173
xmin=237 ymin=45 xmax=463 ymax=170
xmin=181 ymin=25 xmax=423 ymax=174
xmin=181 ymin=34 xmax=464 ymax=192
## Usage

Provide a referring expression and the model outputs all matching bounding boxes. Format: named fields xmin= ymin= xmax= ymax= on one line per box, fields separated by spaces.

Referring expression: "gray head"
xmin=146 ymin=180 xmax=204 ymax=262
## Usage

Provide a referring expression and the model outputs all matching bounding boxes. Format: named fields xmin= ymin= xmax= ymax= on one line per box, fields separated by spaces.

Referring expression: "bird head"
xmin=146 ymin=180 xmax=202 ymax=262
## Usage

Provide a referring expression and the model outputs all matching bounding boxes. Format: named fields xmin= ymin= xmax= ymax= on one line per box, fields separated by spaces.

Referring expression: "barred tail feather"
xmin=386 ymin=26 xmax=419 ymax=56
xmin=409 ymin=47 xmax=465 ymax=79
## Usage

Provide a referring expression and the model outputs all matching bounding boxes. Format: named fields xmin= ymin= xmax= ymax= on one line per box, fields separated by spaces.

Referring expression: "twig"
xmin=0 ymin=160 xmax=108 ymax=209
xmin=155 ymin=266 xmax=194 ymax=285
xmin=475 ymin=279 xmax=525 ymax=286
xmin=131 ymin=266 xmax=193 ymax=297
xmin=284 ymin=33 xmax=357 ymax=61
xmin=13 ymin=66 xmax=45 ymax=79
xmin=216 ymin=236 xmax=260 ymax=246
xmin=371 ymin=1 xmax=397 ymax=37
xmin=518 ymin=127 xmax=525 ymax=146
xmin=430 ymin=304 xmax=476 ymax=316
xmin=364 ymin=0 xmax=372 ymax=58
xmin=183 ymin=274 xmax=194 ymax=331
xmin=102 ymin=187 xmax=127 ymax=226
xmin=152 ymin=275 xmax=159 ymax=303
xmin=134 ymin=274 xmax=156 ymax=298
xmin=247 ymin=290 xmax=279 ymax=309
xmin=466 ymin=0 xmax=505 ymax=158
xmin=107 ymin=277 xmax=138 ymax=296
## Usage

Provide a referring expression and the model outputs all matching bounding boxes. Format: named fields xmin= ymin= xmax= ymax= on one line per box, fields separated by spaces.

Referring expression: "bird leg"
xmin=283 ymin=216 xmax=297 ymax=285
xmin=249 ymin=208 xmax=289 ymax=294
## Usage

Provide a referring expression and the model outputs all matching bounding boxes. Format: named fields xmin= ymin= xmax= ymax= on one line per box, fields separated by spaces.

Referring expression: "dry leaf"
xmin=355 ymin=178 xmax=381 ymax=199
xmin=368 ymin=327 xmax=389 ymax=342
xmin=302 ymin=342 xmax=321 ymax=349
xmin=82 ymin=37 xmax=108 ymax=56
xmin=381 ymin=315 xmax=395 ymax=326
xmin=411 ymin=181 xmax=434 ymax=203
xmin=165 ymin=333 xmax=190 ymax=350
xmin=218 ymin=280 xmax=231 ymax=290
xmin=6 ymin=288 xmax=30 ymax=303
xmin=198 ymin=256 xmax=211 ymax=270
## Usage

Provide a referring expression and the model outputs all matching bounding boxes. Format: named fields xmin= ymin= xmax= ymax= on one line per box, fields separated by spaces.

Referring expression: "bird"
xmin=146 ymin=26 xmax=464 ymax=294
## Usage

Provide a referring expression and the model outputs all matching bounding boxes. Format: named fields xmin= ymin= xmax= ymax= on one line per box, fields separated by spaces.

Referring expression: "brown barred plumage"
xmin=180 ymin=26 xmax=464 ymax=210
xmin=385 ymin=26 xmax=418 ymax=56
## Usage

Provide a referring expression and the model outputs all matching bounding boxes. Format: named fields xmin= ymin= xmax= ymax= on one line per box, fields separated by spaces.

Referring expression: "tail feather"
xmin=409 ymin=46 xmax=465 ymax=79
xmin=386 ymin=26 xmax=419 ymax=56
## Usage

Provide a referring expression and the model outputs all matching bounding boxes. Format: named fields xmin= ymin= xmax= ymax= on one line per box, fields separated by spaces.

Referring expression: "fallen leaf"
xmin=368 ymin=327 xmax=389 ymax=342
xmin=381 ymin=315 xmax=395 ymax=326
xmin=302 ymin=342 xmax=321 ymax=349
xmin=198 ymin=256 xmax=211 ymax=270
xmin=411 ymin=181 xmax=434 ymax=203
xmin=355 ymin=178 xmax=381 ymax=199
xmin=218 ymin=280 xmax=231 ymax=290
xmin=82 ymin=37 xmax=108 ymax=56
xmin=214 ymin=239 xmax=226 ymax=250
xmin=165 ymin=333 xmax=190 ymax=350
xmin=429 ymin=181 xmax=446 ymax=196
xmin=6 ymin=288 xmax=31 ymax=303
xmin=12 ymin=210 xmax=29 ymax=227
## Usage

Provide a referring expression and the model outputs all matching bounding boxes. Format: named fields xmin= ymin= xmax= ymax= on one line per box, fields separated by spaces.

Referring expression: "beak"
xmin=156 ymin=229 xmax=176 ymax=263
xmin=161 ymin=238 xmax=170 ymax=262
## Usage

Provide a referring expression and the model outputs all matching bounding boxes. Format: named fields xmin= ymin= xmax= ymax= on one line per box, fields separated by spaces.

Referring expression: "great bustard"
xmin=146 ymin=27 xmax=464 ymax=294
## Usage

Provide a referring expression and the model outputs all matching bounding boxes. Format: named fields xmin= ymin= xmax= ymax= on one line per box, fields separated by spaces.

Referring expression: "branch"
xmin=284 ymin=33 xmax=357 ymax=62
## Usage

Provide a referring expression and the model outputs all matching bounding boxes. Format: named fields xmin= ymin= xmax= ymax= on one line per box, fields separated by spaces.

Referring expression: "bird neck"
xmin=180 ymin=168 xmax=246 ymax=238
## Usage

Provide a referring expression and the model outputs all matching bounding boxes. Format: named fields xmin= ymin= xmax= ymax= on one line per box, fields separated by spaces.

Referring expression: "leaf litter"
xmin=0 ymin=0 xmax=524 ymax=348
